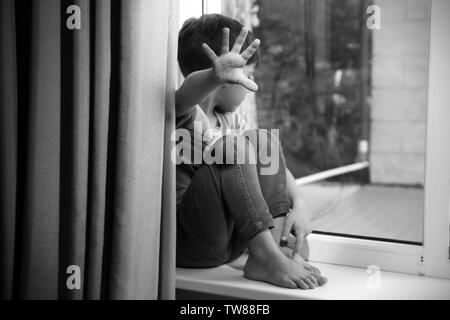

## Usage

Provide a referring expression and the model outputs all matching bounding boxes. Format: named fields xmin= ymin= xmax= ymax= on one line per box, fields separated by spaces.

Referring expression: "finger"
xmin=293 ymin=278 xmax=309 ymax=290
xmin=236 ymin=77 xmax=258 ymax=92
xmin=303 ymin=276 xmax=316 ymax=289
xmin=221 ymin=28 xmax=230 ymax=54
xmin=202 ymin=43 xmax=218 ymax=61
xmin=286 ymin=233 xmax=296 ymax=249
xmin=280 ymin=217 xmax=293 ymax=247
xmin=232 ymin=27 xmax=249 ymax=53
xmin=301 ymin=237 xmax=310 ymax=259
xmin=241 ymin=39 xmax=260 ymax=61
xmin=292 ymin=229 xmax=305 ymax=256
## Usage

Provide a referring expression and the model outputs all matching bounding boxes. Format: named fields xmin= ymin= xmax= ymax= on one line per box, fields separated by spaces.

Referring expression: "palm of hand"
xmin=212 ymin=54 xmax=247 ymax=84
xmin=202 ymin=27 xmax=260 ymax=92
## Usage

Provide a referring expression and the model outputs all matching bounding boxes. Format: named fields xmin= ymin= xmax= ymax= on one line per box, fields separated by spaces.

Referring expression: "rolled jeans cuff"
xmin=269 ymin=201 xmax=292 ymax=219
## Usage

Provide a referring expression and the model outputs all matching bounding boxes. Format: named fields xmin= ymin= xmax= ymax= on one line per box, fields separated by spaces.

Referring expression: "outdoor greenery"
xmin=253 ymin=0 xmax=371 ymax=182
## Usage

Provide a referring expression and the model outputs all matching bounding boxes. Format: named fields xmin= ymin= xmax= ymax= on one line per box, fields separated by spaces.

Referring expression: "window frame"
xmin=420 ymin=0 xmax=450 ymax=279
xmin=306 ymin=0 xmax=450 ymax=279
xmin=189 ymin=0 xmax=450 ymax=279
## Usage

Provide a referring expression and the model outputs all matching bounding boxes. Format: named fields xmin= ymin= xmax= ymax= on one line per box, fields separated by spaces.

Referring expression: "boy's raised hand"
xmin=202 ymin=27 xmax=260 ymax=92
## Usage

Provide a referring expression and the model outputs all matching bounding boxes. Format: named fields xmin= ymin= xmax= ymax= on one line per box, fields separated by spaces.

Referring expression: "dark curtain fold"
xmin=0 ymin=0 xmax=177 ymax=300
xmin=0 ymin=0 xmax=18 ymax=300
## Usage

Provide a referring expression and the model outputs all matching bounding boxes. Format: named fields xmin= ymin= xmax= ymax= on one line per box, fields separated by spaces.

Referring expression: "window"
xmin=185 ymin=0 xmax=450 ymax=279
xmin=253 ymin=0 xmax=430 ymax=245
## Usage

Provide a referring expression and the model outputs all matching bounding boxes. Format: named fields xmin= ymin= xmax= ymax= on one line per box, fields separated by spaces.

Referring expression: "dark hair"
xmin=178 ymin=14 xmax=260 ymax=77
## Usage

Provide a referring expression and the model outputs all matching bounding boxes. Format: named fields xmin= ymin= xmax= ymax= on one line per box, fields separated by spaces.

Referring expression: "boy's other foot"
xmin=244 ymin=231 xmax=321 ymax=289
xmin=292 ymin=253 xmax=328 ymax=286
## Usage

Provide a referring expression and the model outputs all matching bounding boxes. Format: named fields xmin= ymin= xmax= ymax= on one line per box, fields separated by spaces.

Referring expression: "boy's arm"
xmin=176 ymin=27 xmax=260 ymax=117
xmin=286 ymin=168 xmax=306 ymax=208
xmin=175 ymin=68 xmax=221 ymax=117
xmin=281 ymin=168 xmax=313 ymax=256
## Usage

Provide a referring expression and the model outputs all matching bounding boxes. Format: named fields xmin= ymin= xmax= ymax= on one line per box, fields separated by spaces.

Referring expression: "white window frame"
xmin=309 ymin=0 xmax=450 ymax=279
xmin=420 ymin=0 xmax=450 ymax=279
xmin=182 ymin=0 xmax=450 ymax=279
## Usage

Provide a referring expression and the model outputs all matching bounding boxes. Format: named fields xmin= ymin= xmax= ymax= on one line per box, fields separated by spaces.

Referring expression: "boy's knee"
xmin=241 ymin=129 xmax=281 ymax=152
xmin=212 ymin=134 xmax=257 ymax=165
xmin=240 ymin=129 xmax=283 ymax=175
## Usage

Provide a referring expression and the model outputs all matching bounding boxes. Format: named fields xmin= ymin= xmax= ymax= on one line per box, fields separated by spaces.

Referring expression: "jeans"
xmin=176 ymin=129 xmax=291 ymax=268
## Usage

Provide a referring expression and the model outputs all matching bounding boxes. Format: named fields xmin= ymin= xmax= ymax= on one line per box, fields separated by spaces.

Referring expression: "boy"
xmin=175 ymin=14 xmax=326 ymax=289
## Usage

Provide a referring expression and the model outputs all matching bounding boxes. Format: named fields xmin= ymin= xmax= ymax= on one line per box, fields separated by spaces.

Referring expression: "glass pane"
xmin=252 ymin=0 xmax=430 ymax=244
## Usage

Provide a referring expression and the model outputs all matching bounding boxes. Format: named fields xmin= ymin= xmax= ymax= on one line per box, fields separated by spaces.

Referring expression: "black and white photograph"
xmin=0 ymin=0 xmax=449 ymax=304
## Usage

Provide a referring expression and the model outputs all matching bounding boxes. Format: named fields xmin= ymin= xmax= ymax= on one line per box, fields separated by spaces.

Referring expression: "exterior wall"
xmin=370 ymin=0 xmax=430 ymax=185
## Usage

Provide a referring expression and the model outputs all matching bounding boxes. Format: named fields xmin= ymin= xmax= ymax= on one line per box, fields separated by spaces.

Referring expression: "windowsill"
xmin=176 ymin=255 xmax=450 ymax=300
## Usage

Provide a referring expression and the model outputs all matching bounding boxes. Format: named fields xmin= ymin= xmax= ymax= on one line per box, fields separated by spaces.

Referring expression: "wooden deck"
xmin=298 ymin=183 xmax=424 ymax=243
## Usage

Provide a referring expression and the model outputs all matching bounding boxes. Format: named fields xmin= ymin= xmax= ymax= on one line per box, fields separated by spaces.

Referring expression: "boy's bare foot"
xmin=243 ymin=230 xmax=320 ymax=289
xmin=270 ymin=216 xmax=327 ymax=287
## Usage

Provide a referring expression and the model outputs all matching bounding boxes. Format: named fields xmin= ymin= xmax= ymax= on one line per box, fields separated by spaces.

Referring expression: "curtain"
xmin=0 ymin=0 xmax=177 ymax=300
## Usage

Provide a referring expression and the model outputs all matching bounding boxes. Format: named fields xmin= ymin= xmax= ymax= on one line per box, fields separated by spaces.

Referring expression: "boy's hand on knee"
xmin=202 ymin=27 xmax=260 ymax=92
